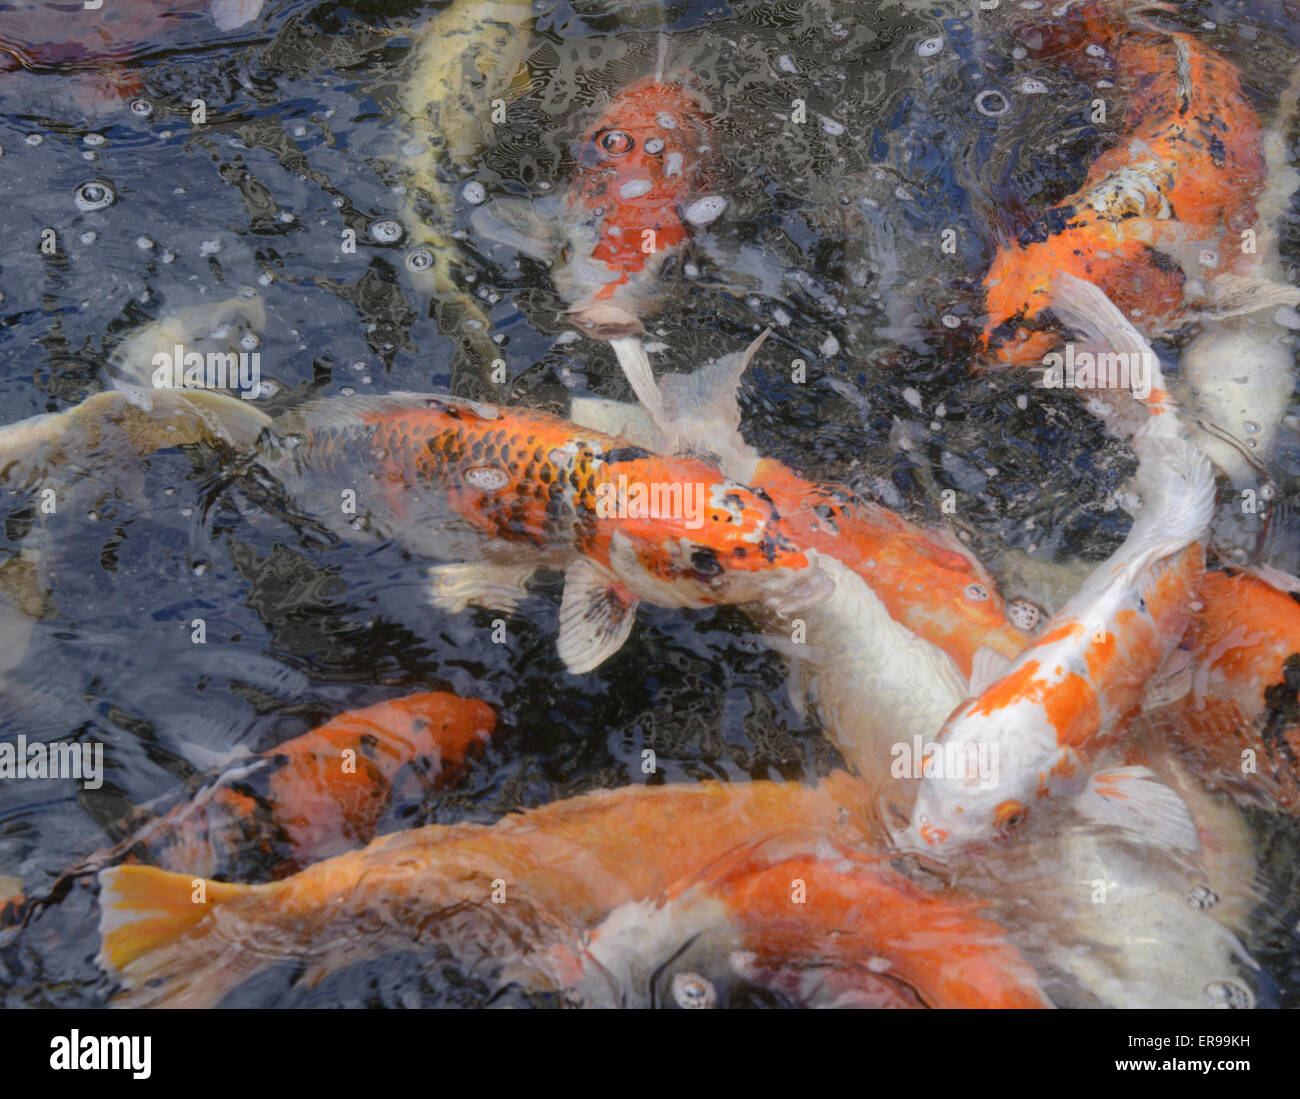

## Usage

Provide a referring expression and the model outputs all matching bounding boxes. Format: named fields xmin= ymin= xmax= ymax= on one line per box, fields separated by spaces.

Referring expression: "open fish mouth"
xmin=757 ymin=562 xmax=836 ymax=616
xmin=566 ymin=301 xmax=645 ymax=339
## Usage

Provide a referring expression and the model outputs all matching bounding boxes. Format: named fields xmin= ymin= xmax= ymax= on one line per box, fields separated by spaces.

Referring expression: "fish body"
xmin=555 ymin=78 xmax=718 ymax=338
xmin=545 ymin=842 xmax=1049 ymax=1009
xmin=1150 ymin=567 xmax=1300 ymax=812
xmin=96 ymin=773 xmax=1046 ymax=1008
xmin=111 ymin=692 xmax=497 ymax=880
xmin=905 ymin=417 xmax=1215 ymax=851
xmin=750 ymin=457 xmax=1028 ymax=676
xmin=259 ymin=393 xmax=831 ymax=671
xmin=394 ymin=0 xmax=537 ymax=381
xmin=982 ymin=0 xmax=1271 ymax=362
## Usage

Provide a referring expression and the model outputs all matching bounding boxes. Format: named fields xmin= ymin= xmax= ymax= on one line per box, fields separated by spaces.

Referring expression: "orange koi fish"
xmin=96 ymin=774 xmax=1047 ymax=1008
xmin=750 ymin=458 xmax=1031 ymax=677
xmin=903 ymin=413 xmax=1215 ymax=852
xmin=545 ymin=837 xmax=1050 ymax=1009
xmin=111 ymin=691 xmax=497 ymax=880
xmin=473 ymin=74 xmax=720 ymax=341
xmin=555 ymin=77 xmax=720 ymax=339
xmin=1148 ymin=566 xmax=1300 ymax=813
xmin=981 ymin=0 xmax=1279 ymax=363
xmin=260 ymin=393 xmax=831 ymax=673
xmin=3 ymin=693 xmax=496 ymax=929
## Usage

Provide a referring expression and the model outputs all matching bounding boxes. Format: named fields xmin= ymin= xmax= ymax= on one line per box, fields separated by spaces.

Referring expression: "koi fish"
xmin=541 ymin=837 xmax=1050 ymax=1009
xmin=943 ymin=744 xmax=1263 ymax=1008
xmin=981 ymin=0 xmax=1298 ymax=364
xmin=4 ymin=692 xmax=497 ymax=928
xmin=1147 ymin=566 xmax=1300 ymax=813
xmin=95 ymin=773 xmax=1046 ymax=1008
xmin=393 ymin=0 xmax=538 ymax=384
xmin=89 ymin=691 xmax=497 ymax=882
xmin=902 ymin=409 xmax=1216 ymax=853
xmin=471 ymin=65 xmax=725 ymax=416
xmin=569 ymin=334 xmax=1034 ymax=825
xmin=258 ymin=392 xmax=831 ymax=673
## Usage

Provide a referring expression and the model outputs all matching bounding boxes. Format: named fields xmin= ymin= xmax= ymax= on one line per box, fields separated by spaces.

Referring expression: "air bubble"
xmin=462 ymin=181 xmax=486 ymax=205
xmin=239 ymin=332 xmax=260 ymax=352
xmin=407 ymin=247 xmax=435 ymax=272
xmin=1186 ymin=884 xmax=1219 ymax=910
xmin=684 ymin=196 xmax=728 ymax=226
xmin=1017 ymin=78 xmax=1049 ymax=94
xmin=1202 ymin=981 xmax=1253 ymax=1009
xmin=129 ymin=98 xmax=154 ymax=117
xmin=916 ymin=36 xmax=944 ymax=57
xmin=941 ymin=314 xmax=961 ymax=328
xmin=671 ymin=972 xmax=717 ymax=1009
xmin=25 ymin=134 xmax=43 ymax=146
xmin=75 ymin=180 xmax=115 ymax=212
xmin=370 ymin=218 xmax=403 ymax=244
xmin=464 ymin=466 xmax=510 ymax=491
xmin=975 ymin=90 xmax=1011 ymax=118
xmin=643 ymin=137 xmax=665 ymax=155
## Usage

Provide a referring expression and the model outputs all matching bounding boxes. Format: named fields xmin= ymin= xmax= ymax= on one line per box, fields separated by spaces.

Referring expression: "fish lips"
xmin=757 ymin=561 xmax=835 ymax=616
xmin=565 ymin=301 xmax=645 ymax=340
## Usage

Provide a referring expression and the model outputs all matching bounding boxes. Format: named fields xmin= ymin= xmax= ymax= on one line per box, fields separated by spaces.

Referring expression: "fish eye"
xmin=964 ymin=583 xmax=990 ymax=602
xmin=690 ymin=546 xmax=723 ymax=578
xmin=993 ymin=800 xmax=1027 ymax=832
xmin=598 ymin=129 xmax=635 ymax=155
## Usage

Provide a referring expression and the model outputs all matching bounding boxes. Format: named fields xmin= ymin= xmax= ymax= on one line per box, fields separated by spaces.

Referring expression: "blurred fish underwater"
xmin=1 ymin=0 xmax=1300 ymax=1010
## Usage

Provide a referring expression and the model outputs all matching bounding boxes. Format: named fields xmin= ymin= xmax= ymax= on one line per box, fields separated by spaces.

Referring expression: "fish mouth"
xmin=566 ymin=302 xmax=644 ymax=339
xmin=758 ymin=562 xmax=835 ymax=616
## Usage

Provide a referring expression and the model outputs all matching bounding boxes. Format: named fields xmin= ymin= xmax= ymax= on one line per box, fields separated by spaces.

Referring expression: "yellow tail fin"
xmin=97 ymin=865 xmax=258 ymax=1008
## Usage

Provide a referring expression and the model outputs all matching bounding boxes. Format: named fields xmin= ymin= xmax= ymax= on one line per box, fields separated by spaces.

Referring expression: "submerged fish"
xmin=95 ymin=773 xmax=1047 ymax=1008
xmin=1148 ymin=565 xmax=1300 ymax=814
xmin=88 ymin=691 xmax=497 ymax=881
xmin=474 ymin=74 xmax=720 ymax=341
xmin=393 ymin=0 xmax=538 ymax=383
xmin=903 ymin=409 xmax=1216 ymax=853
xmin=981 ymin=0 xmax=1296 ymax=364
xmin=570 ymin=334 xmax=1033 ymax=824
xmin=541 ymin=836 xmax=1050 ymax=1009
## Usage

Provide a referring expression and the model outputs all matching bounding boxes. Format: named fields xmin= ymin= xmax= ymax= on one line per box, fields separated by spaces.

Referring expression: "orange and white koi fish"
xmin=1147 ymin=565 xmax=1300 ymax=814
xmin=261 ymin=392 xmax=831 ymax=673
xmin=903 ymin=410 xmax=1215 ymax=853
xmin=95 ymin=773 xmax=1048 ymax=1008
xmin=981 ymin=0 xmax=1297 ymax=364
xmin=570 ymin=335 xmax=1034 ymax=825
xmin=474 ymin=73 xmax=720 ymax=341
xmin=542 ymin=835 xmax=1050 ymax=1009
xmin=4 ymin=692 xmax=496 ymax=927
xmin=99 ymin=691 xmax=497 ymax=880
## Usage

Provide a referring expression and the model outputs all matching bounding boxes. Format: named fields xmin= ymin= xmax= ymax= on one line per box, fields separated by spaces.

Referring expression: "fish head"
xmin=557 ymin=79 xmax=720 ymax=336
xmin=601 ymin=461 xmax=834 ymax=614
xmin=899 ymin=701 xmax=1058 ymax=855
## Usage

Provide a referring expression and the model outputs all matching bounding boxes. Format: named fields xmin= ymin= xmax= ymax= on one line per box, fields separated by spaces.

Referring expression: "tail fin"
xmin=1105 ymin=425 xmax=1215 ymax=589
xmin=0 ymin=390 xmax=270 ymax=490
xmin=1047 ymin=272 xmax=1174 ymax=420
xmin=97 ymin=865 xmax=261 ymax=1008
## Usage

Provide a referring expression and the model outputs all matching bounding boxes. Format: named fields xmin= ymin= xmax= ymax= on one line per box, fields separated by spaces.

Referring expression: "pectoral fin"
xmin=969 ymin=645 xmax=1014 ymax=697
xmin=428 ymin=562 xmax=537 ymax=614
xmin=1074 ymin=765 xmax=1200 ymax=851
xmin=556 ymin=560 xmax=639 ymax=674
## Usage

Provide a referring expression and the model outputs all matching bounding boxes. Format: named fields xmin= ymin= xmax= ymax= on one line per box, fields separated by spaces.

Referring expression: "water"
xmin=1 ymin=0 xmax=1299 ymax=1007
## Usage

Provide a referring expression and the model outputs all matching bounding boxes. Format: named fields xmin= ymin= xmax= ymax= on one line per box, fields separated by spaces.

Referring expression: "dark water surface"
xmin=2 ymin=0 xmax=1300 ymax=1006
